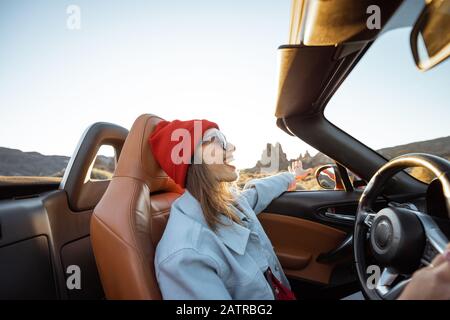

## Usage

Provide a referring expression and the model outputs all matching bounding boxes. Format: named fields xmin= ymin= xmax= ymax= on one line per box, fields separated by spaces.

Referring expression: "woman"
xmin=149 ymin=119 xmax=308 ymax=300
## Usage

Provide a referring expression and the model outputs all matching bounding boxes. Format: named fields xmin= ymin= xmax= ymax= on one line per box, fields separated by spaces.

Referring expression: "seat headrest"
xmin=114 ymin=114 xmax=183 ymax=194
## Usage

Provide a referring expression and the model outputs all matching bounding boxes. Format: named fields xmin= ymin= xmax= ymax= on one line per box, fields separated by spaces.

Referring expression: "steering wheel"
xmin=354 ymin=153 xmax=450 ymax=300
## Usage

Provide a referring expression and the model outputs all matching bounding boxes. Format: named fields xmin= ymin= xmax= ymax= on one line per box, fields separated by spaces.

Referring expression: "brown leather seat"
xmin=91 ymin=114 xmax=183 ymax=300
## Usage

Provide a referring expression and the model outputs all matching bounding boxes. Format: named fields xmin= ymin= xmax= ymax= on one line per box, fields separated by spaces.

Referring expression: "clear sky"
xmin=326 ymin=26 xmax=450 ymax=151
xmin=0 ymin=0 xmax=449 ymax=169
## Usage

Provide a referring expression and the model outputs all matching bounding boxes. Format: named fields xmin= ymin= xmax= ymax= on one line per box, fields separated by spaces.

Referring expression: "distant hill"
xmin=0 ymin=147 xmax=114 ymax=177
xmin=0 ymin=147 xmax=70 ymax=176
xmin=377 ymin=136 xmax=450 ymax=160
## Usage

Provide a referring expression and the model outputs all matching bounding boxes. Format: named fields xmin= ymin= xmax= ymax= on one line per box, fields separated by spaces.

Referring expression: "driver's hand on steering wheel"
xmin=399 ymin=244 xmax=450 ymax=300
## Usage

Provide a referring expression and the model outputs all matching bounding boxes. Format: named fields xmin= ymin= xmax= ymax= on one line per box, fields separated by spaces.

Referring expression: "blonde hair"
xmin=185 ymin=162 xmax=242 ymax=231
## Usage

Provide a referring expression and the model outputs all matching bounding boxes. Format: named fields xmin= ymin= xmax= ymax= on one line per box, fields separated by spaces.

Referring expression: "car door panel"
xmin=0 ymin=235 xmax=57 ymax=299
xmin=0 ymin=190 xmax=103 ymax=299
xmin=259 ymin=212 xmax=346 ymax=284
xmin=264 ymin=190 xmax=362 ymax=232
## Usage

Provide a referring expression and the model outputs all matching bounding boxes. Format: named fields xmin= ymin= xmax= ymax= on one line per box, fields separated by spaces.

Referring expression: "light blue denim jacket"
xmin=154 ymin=172 xmax=295 ymax=300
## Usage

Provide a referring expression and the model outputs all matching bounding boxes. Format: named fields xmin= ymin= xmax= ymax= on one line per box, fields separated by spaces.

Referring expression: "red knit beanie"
xmin=148 ymin=119 xmax=219 ymax=187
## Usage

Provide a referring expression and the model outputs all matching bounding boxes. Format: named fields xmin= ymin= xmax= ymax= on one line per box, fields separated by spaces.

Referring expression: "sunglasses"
xmin=202 ymin=129 xmax=228 ymax=150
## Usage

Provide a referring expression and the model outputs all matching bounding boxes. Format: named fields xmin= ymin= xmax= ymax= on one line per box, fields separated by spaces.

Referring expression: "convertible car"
xmin=0 ymin=0 xmax=449 ymax=300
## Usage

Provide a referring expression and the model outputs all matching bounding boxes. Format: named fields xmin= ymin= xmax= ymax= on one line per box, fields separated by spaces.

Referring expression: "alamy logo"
xmin=66 ymin=5 xmax=81 ymax=30
xmin=260 ymin=144 xmax=283 ymax=174
xmin=366 ymin=264 xmax=381 ymax=289
xmin=66 ymin=265 xmax=81 ymax=290
xmin=366 ymin=5 xmax=381 ymax=30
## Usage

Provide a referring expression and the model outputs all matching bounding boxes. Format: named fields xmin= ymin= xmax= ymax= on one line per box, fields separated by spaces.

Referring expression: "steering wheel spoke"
xmin=376 ymin=268 xmax=398 ymax=296
xmin=376 ymin=268 xmax=411 ymax=300
xmin=421 ymin=240 xmax=439 ymax=266
xmin=415 ymin=211 xmax=448 ymax=254
xmin=362 ymin=210 xmax=377 ymax=228
xmin=382 ymin=278 xmax=411 ymax=300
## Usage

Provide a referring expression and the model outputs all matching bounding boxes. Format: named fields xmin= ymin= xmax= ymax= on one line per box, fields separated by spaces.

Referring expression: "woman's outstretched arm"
xmin=241 ymin=172 xmax=295 ymax=215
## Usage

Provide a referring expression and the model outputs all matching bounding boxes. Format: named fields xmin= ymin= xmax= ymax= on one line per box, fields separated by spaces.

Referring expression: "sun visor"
xmin=275 ymin=43 xmax=368 ymax=119
xmin=289 ymin=0 xmax=404 ymax=46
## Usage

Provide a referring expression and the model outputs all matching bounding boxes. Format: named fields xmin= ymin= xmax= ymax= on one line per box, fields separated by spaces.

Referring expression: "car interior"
xmin=0 ymin=0 xmax=449 ymax=300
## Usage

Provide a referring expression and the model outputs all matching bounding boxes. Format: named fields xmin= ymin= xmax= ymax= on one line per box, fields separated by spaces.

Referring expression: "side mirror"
xmin=315 ymin=165 xmax=337 ymax=190
xmin=410 ymin=0 xmax=450 ymax=71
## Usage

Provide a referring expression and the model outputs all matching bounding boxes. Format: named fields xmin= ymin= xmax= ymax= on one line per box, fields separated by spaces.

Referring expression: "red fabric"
xmin=265 ymin=267 xmax=296 ymax=300
xmin=148 ymin=119 xmax=219 ymax=187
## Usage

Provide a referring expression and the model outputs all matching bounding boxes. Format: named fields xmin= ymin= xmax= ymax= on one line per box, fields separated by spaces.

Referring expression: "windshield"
xmin=325 ymin=27 xmax=450 ymax=183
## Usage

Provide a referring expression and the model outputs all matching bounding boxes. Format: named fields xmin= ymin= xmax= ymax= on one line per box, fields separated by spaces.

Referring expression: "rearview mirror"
xmin=316 ymin=165 xmax=337 ymax=190
xmin=410 ymin=0 xmax=450 ymax=71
